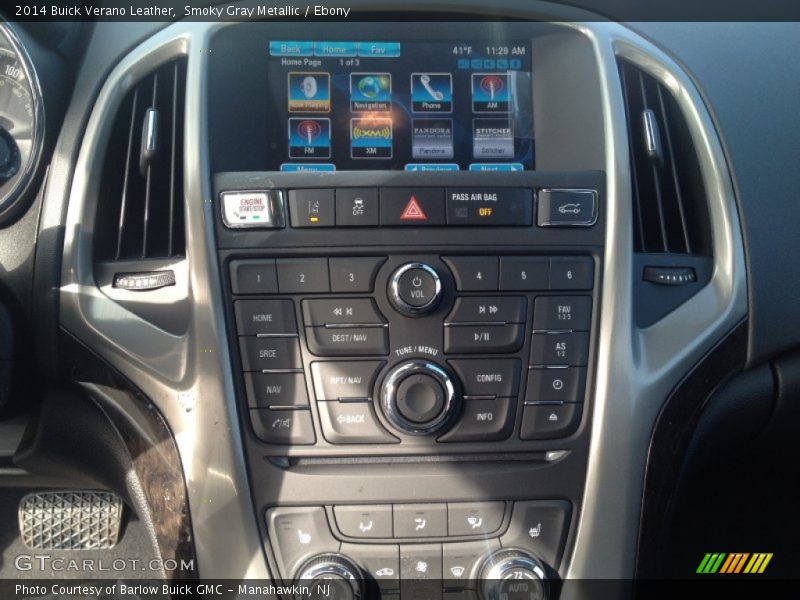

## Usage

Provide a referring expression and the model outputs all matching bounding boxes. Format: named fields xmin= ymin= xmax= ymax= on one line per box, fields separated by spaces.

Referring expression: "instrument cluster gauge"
xmin=0 ymin=22 xmax=44 ymax=223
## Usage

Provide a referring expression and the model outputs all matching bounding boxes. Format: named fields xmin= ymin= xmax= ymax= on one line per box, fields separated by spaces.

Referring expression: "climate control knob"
xmin=381 ymin=360 xmax=458 ymax=435
xmin=388 ymin=262 xmax=442 ymax=316
xmin=479 ymin=549 xmax=549 ymax=600
xmin=295 ymin=553 xmax=363 ymax=600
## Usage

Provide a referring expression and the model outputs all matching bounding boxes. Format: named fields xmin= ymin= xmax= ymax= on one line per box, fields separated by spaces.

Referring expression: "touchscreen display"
xmin=265 ymin=40 xmax=534 ymax=172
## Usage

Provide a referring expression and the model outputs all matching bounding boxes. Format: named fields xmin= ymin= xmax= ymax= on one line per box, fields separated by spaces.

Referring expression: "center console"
xmin=210 ymin=20 xmax=606 ymax=600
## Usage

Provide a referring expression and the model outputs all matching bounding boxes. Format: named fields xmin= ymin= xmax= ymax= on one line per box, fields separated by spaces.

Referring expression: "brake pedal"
xmin=19 ymin=491 xmax=124 ymax=550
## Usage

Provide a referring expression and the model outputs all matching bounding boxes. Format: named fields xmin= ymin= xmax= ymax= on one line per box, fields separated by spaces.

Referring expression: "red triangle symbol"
xmin=400 ymin=196 xmax=427 ymax=220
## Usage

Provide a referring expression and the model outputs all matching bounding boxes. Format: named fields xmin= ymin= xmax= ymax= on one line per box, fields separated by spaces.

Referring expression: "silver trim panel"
xmin=57 ymin=3 xmax=746 ymax=587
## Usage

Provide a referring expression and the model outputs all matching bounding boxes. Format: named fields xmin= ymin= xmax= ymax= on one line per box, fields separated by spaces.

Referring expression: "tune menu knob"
xmin=479 ymin=549 xmax=549 ymax=600
xmin=380 ymin=360 xmax=458 ymax=435
xmin=388 ymin=262 xmax=442 ymax=316
xmin=295 ymin=553 xmax=363 ymax=600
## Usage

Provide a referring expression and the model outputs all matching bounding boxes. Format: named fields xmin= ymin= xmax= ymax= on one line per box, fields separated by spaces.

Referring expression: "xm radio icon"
xmin=696 ymin=552 xmax=773 ymax=574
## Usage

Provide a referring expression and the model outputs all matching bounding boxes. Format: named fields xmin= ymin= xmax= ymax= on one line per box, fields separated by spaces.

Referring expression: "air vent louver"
xmin=94 ymin=59 xmax=186 ymax=261
xmin=618 ymin=60 xmax=712 ymax=256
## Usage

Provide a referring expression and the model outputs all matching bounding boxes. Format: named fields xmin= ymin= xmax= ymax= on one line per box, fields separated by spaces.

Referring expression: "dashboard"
xmin=0 ymin=4 xmax=799 ymax=600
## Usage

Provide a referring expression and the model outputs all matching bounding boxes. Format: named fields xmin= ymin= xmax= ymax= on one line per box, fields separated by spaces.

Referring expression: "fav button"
xmin=532 ymin=296 xmax=592 ymax=331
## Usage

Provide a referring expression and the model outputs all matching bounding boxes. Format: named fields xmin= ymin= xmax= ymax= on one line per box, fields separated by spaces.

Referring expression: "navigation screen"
xmin=264 ymin=40 xmax=534 ymax=172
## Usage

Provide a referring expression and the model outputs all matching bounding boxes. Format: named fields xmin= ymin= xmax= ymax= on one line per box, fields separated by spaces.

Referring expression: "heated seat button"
xmin=234 ymin=299 xmax=297 ymax=335
xmin=311 ymin=361 xmax=384 ymax=401
xmin=394 ymin=504 xmax=447 ymax=538
xmin=250 ymin=408 xmax=315 ymax=445
xmin=230 ymin=259 xmax=278 ymax=294
xmin=520 ymin=402 xmax=582 ymax=440
xmin=380 ymin=188 xmax=445 ymax=226
xmin=302 ymin=298 xmax=386 ymax=327
xmin=447 ymin=502 xmax=505 ymax=536
xmin=288 ymin=188 xmax=335 ymax=227
xmin=525 ymin=367 xmax=586 ymax=403
xmin=240 ymin=337 xmax=302 ymax=371
xmin=437 ymin=398 xmax=514 ymax=443
xmin=449 ymin=359 xmax=521 ymax=398
xmin=532 ymin=296 xmax=592 ymax=331
xmin=317 ymin=401 xmax=398 ymax=444
xmin=444 ymin=324 xmax=524 ymax=354
xmin=499 ymin=257 xmax=550 ymax=291
xmin=499 ymin=500 xmax=571 ymax=568
xmin=334 ymin=505 xmax=393 ymax=538
xmin=445 ymin=188 xmax=533 ymax=226
xmin=445 ymin=296 xmax=527 ymax=325
xmin=245 ymin=372 xmax=308 ymax=408
xmin=442 ymin=256 xmax=499 ymax=291
xmin=266 ymin=506 xmax=340 ymax=579
xmin=529 ymin=332 xmax=590 ymax=366
xmin=550 ymin=257 xmax=594 ymax=290
xmin=306 ymin=327 xmax=389 ymax=356
xmin=329 ymin=257 xmax=386 ymax=293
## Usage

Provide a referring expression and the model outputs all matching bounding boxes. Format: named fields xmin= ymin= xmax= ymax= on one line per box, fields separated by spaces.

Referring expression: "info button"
xmin=446 ymin=188 xmax=533 ymax=226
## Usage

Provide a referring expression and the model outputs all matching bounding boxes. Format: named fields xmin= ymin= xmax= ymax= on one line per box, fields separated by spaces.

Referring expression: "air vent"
xmin=94 ymin=59 xmax=186 ymax=261
xmin=618 ymin=59 xmax=712 ymax=256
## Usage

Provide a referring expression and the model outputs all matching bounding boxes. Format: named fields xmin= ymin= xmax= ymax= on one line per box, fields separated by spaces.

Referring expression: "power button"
xmin=388 ymin=262 xmax=442 ymax=316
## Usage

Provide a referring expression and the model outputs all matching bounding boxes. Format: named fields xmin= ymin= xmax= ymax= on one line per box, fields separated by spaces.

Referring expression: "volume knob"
xmin=388 ymin=262 xmax=442 ymax=316
xmin=479 ymin=549 xmax=549 ymax=600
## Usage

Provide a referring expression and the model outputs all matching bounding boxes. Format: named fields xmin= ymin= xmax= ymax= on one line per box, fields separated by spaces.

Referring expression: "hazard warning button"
xmin=380 ymin=187 xmax=446 ymax=226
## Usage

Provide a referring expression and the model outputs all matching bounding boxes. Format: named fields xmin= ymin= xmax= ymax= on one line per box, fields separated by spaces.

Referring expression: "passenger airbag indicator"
xmin=445 ymin=187 xmax=533 ymax=226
